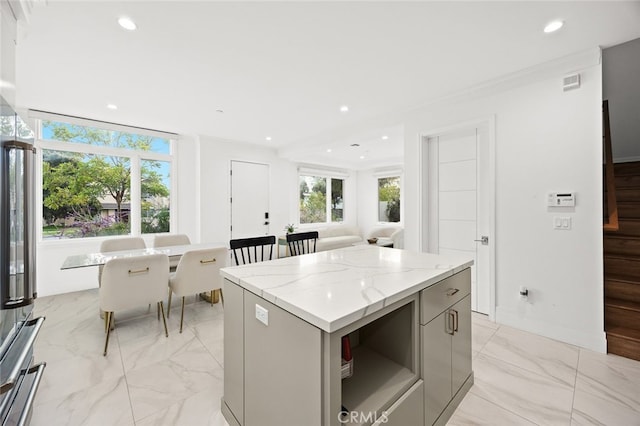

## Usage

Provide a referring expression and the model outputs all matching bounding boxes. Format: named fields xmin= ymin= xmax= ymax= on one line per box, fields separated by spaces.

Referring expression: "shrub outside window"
xmin=39 ymin=119 xmax=174 ymax=239
xmin=378 ymin=176 xmax=401 ymax=223
xmin=299 ymin=175 xmax=344 ymax=224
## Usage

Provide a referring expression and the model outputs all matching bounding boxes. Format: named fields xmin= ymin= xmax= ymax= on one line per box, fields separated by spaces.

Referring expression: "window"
xmin=38 ymin=118 xmax=174 ymax=239
xmin=299 ymin=175 xmax=344 ymax=224
xmin=378 ymin=176 xmax=401 ymax=223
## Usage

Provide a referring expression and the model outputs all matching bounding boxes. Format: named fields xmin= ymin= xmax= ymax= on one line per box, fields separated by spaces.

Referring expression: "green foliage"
xmin=142 ymin=208 xmax=170 ymax=233
xmin=42 ymin=122 xmax=170 ymax=236
xmin=378 ymin=177 xmax=401 ymax=223
xmin=300 ymin=191 xmax=327 ymax=223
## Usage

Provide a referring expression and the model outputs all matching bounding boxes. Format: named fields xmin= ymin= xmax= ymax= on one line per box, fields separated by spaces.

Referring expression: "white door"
xmin=424 ymin=125 xmax=492 ymax=314
xmin=231 ymin=161 xmax=270 ymax=239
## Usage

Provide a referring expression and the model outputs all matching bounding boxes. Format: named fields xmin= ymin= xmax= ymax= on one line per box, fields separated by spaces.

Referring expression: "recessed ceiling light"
xmin=381 ymin=135 xmax=389 ymax=140
xmin=107 ymin=104 xmax=118 ymax=110
xmin=265 ymin=136 xmax=272 ymax=141
xmin=340 ymin=105 xmax=349 ymax=113
xmin=360 ymin=155 xmax=365 ymax=159
xmin=118 ymin=17 xmax=137 ymax=31
xmin=544 ymin=20 xmax=564 ymax=33
xmin=326 ymin=149 xmax=332 ymax=153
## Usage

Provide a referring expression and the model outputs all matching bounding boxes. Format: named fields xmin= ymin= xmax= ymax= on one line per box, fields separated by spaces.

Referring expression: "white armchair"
xmin=368 ymin=227 xmax=404 ymax=249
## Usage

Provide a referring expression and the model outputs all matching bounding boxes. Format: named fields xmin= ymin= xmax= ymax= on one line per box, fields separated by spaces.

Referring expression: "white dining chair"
xmin=152 ymin=234 xmax=191 ymax=270
xmin=152 ymin=234 xmax=191 ymax=247
xmin=98 ymin=237 xmax=147 ymax=319
xmin=167 ymin=247 xmax=227 ymax=333
xmin=100 ymin=253 xmax=170 ymax=356
xmin=98 ymin=237 xmax=146 ymax=284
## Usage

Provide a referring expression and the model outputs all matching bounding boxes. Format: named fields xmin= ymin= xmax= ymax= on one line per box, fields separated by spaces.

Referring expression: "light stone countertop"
xmin=221 ymin=245 xmax=473 ymax=333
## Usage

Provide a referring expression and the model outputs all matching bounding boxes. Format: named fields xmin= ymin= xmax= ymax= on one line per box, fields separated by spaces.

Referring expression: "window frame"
xmin=34 ymin=116 xmax=177 ymax=242
xmin=376 ymin=173 xmax=403 ymax=225
xmin=298 ymin=172 xmax=346 ymax=226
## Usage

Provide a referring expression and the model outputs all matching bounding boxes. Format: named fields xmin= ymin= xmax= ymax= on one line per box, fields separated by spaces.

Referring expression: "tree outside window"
xmin=299 ymin=175 xmax=344 ymax=224
xmin=41 ymin=121 xmax=172 ymax=239
xmin=378 ymin=176 xmax=401 ymax=223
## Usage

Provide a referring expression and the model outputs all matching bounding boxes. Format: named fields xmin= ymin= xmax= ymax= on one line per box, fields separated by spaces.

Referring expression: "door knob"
xmin=474 ymin=236 xmax=489 ymax=245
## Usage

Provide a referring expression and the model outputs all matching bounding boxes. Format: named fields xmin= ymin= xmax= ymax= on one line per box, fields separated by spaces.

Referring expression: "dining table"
xmin=60 ymin=242 xmax=227 ymax=270
xmin=60 ymin=241 xmax=228 ymax=303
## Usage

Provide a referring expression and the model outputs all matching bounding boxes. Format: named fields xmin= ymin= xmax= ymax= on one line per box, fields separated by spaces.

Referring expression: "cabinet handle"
xmin=446 ymin=288 xmax=459 ymax=297
xmin=453 ymin=310 xmax=459 ymax=332
xmin=447 ymin=311 xmax=455 ymax=335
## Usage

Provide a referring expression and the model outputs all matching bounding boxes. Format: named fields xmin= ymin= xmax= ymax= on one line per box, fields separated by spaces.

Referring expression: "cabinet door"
xmin=451 ymin=295 xmax=472 ymax=395
xmin=372 ymin=380 xmax=424 ymax=426
xmin=244 ymin=291 xmax=322 ymax=426
xmin=223 ymin=280 xmax=245 ymax=425
xmin=422 ymin=312 xmax=452 ymax=426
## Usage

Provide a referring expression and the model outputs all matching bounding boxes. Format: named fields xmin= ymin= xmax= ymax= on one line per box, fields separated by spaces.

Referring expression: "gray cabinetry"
xmin=222 ymin=264 xmax=473 ymax=426
xmin=420 ymin=269 xmax=473 ymax=426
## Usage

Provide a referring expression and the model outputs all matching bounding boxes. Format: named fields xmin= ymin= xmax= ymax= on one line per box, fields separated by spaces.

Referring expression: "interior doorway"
xmin=230 ymin=161 xmax=270 ymax=239
xmin=421 ymin=120 xmax=495 ymax=316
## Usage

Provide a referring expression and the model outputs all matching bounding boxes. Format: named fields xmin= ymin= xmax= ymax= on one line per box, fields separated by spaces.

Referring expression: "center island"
xmin=220 ymin=244 xmax=474 ymax=426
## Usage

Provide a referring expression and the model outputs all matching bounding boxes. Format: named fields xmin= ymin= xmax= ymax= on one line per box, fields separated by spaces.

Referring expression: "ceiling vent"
xmin=563 ymin=73 xmax=581 ymax=92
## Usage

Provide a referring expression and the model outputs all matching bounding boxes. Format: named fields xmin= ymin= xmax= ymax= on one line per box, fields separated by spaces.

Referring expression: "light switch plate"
xmin=554 ymin=216 xmax=571 ymax=230
xmin=255 ymin=304 xmax=269 ymax=326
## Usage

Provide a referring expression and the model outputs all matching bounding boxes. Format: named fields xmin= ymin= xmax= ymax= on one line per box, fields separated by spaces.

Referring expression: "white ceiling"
xmin=15 ymin=1 xmax=640 ymax=170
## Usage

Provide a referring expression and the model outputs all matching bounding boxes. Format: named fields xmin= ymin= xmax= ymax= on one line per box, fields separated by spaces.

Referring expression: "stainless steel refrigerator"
xmin=0 ymin=106 xmax=45 ymax=426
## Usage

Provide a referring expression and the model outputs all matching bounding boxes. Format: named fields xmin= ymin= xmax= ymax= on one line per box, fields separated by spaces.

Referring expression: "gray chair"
xmin=168 ymin=247 xmax=227 ymax=333
xmin=100 ymin=253 xmax=169 ymax=356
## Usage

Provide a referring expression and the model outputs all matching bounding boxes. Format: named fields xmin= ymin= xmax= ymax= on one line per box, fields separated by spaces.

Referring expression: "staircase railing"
xmin=603 ymin=100 xmax=619 ymax=232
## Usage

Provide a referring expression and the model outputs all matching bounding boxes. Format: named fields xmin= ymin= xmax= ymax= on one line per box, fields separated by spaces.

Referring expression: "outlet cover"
xmin=255 ymin=304 xmax=269 ymax=326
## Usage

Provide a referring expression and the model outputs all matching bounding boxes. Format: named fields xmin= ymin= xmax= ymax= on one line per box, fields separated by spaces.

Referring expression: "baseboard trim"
xmin=495 ymin=307 xmax=607 ymax=353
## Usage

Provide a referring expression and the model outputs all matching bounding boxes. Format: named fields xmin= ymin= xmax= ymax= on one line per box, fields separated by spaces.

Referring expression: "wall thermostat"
xmin=548 ymin=192 xmax=575 ymax=207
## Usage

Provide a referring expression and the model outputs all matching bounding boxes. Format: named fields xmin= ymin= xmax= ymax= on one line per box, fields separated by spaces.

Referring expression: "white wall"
xmin=404 ymin=53 xmax=605 ymax=351
xmin=197 ymin=136 xmax=295 ymax=244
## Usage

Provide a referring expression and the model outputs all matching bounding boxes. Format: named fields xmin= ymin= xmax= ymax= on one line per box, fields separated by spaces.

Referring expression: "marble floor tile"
xmin=34 ymin=313 xmax=113 ymax=363
xmin=31 ymin=375 xmax=134 ymax=426
xmin=35 ymin=349 xmax=125 ymax=404
xmin=472 ymin=312 xmax=499 ymax=330
xmin=572 ymin=377 xmax=640 ymax=426
xmin=113 ymin=307 xmax=183 ymax=345
xmin=575 ymin=349 xmax=640 ymax=413
xmin=191 ymin=316 xmax=224 ymax=367
xmin=481 ymin=325 xmax=579 ymax=386
xmin=126 ymin=339 xmax=224 ymax=421
xmin=119 ymin=326 xmax=201 ymax=372
xmin=135 ymin=386 xmax=227 ymax=426
xmin=471 ymin=353 xmax=574 ymax=425
xmin=472 ymin=322 xmax=497 ymax=354
xmin=447 ymin=392 xmax=537 ymax=426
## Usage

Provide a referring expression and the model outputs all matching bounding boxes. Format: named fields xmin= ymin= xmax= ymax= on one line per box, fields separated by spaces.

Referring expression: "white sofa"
xmin=368 ymin=226 xmax=404 ymax=249
xmin=315 ymin=226 xmax=363 ymax=252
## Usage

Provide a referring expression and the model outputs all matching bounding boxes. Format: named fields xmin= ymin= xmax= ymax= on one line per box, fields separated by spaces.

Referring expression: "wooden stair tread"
xmin=606 ymin=326 xmax=640 ymax=342
xmin=605 ymin=298 xmax=640 ymax=312
xmin=604 ymin=234 xmax=640 ymax=241
xmin=605 ymin=275 xmax=640 ymax=285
